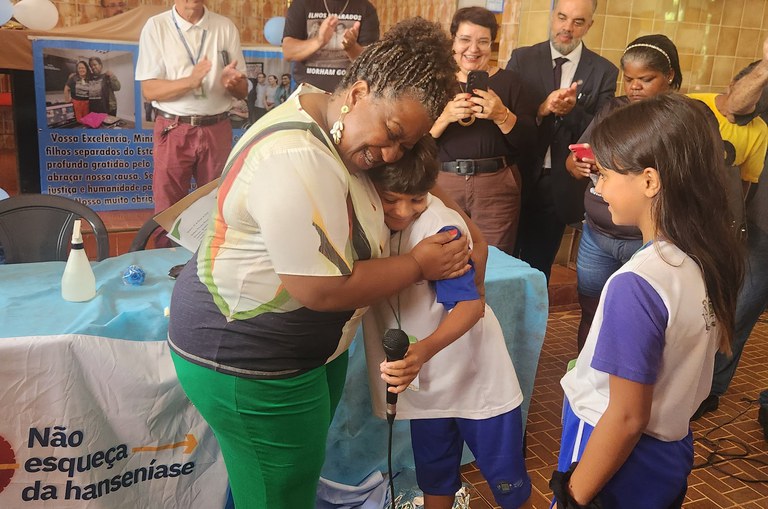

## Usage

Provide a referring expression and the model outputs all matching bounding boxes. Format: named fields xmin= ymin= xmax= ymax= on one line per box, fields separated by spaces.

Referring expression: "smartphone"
xmin=568 ymin=143 xmax=595 ymax=162
xmin=466 ymin=70 xmax=489 ymax=96
xmin=168 ymin=264 xmax=185 ymax=280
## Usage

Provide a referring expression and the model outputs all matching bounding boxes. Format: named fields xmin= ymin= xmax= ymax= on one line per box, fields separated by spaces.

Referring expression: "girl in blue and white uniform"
xmin=549 ymin=94 xmax=745 ymax=509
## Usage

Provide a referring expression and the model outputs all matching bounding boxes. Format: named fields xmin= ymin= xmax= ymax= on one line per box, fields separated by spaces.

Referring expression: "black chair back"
xmin=0 ymin=194 xmax=109 ymax=263
xmin=128 ymin=217 xmax=162 ymax=252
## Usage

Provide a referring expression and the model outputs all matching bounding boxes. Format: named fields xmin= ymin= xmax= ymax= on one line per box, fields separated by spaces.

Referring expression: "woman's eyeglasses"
xmin=454 ymin=37 xmax=492 ymax=49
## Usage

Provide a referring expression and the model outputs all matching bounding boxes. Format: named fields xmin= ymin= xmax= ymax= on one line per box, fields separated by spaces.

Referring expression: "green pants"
xmin=171 ymin=351 xmax=349 ymax=509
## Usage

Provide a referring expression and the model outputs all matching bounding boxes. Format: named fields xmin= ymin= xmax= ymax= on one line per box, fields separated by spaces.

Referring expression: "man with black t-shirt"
xmin=282 ymin=0 xmax=379 ymax=92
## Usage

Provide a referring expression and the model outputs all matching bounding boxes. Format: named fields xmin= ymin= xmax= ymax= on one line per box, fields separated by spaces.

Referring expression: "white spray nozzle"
xmin=71 ymin=219 xmax=83 ymax=244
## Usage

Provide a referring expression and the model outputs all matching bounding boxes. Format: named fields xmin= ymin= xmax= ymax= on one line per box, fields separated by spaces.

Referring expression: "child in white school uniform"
xmin=549 ymin=94 xmax=745 ymax=509
xmin=363 ymin=137 xmax=531 ymax=509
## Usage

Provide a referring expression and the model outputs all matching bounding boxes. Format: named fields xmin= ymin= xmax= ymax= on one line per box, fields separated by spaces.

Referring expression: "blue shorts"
xmin=410 ymin=407 xmax=531 ymax=509
xmin=556 ymin=402 xmax=691 ymax=509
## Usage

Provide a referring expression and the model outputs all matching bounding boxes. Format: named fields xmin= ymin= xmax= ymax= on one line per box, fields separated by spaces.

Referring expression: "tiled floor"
xmin=459 ymin=307 xmax=768 ymax=508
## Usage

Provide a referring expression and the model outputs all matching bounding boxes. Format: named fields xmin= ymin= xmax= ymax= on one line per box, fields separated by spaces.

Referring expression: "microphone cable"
xmin=387 ymin=412 xmax=396 ymax=509
xmin=692 ymin=395 xmax=768 ymax=483
xmin=384 ymin=231 xmax=407 ymax=508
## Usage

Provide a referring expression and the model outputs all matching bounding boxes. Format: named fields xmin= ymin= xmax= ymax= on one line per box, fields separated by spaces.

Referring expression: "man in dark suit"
xmin=507 ymin=0 xmax=617 ymax=281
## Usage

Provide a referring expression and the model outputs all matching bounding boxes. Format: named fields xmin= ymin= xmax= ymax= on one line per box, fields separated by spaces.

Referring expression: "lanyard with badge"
xmin=173 ymin=11 xmax=208 ymax=98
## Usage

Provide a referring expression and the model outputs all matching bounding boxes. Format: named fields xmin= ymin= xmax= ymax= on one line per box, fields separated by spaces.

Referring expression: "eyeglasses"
xmin=454 ymin=36 xmax=492 ymax=49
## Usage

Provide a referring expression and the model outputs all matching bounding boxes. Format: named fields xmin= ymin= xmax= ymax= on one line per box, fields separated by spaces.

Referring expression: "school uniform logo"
xmin=702 ymin=298 xmax=716 ymax=331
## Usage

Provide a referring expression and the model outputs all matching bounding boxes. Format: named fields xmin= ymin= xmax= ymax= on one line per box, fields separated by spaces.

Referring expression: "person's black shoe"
xmin=691 ymin=394 xmax=719 ymax=421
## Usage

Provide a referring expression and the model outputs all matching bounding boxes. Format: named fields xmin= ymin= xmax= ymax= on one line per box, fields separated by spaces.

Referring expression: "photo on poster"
xmin=243 ymin=49 xmax=293 ymax=130
xmin=42 ymin=46 xmax=135 ymax=129
xmin=35 ymin=39 xmax=152 ymax=211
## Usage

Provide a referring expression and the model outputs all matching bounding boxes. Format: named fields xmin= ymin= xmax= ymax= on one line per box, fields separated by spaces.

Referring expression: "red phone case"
xmin=569 ymin=143 xmax=595 ymax=161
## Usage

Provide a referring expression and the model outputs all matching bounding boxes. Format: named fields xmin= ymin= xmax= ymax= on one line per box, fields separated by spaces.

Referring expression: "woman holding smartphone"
xmin=430 ymin=6 xmax=537 ymax=255
xmin=565 ymin=34 xmax=682 ymax=351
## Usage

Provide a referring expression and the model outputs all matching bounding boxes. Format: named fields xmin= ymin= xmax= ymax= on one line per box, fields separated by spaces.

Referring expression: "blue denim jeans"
xmin=576 ymin=221 xmax=644 ymax=298
xmin=712 ymin=223 xmax=768 ymax=396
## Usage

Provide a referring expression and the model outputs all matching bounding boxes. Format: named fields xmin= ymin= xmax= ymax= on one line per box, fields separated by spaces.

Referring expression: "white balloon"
xmin=14 ymin=0 xmax=59 ymax=31
xmin=0 ymin=0 xmax=13 ymax=26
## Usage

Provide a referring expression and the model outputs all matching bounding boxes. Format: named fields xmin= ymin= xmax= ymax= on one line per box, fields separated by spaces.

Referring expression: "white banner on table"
xmin=0 ymin=335 xmax=228 ymax=508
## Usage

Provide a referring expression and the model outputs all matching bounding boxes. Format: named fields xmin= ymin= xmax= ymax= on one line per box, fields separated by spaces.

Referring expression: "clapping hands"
xmin=540 ymin=81 xmax=579 ymax=118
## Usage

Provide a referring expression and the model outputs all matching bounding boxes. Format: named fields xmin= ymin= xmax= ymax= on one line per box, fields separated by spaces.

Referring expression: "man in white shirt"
xmin=507 ymin=0 xmax=617 ymax=281
xmin=136 ymin=0 xmax=247 ymax=246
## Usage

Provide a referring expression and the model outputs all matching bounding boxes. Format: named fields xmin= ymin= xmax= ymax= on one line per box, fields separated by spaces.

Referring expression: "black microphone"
xmin=382 ymin=328 xmax=410 ymax=423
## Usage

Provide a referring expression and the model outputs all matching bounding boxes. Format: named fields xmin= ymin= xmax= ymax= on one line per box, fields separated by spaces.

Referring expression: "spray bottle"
xmin=61 ymin=219 xmax=96 ymax=302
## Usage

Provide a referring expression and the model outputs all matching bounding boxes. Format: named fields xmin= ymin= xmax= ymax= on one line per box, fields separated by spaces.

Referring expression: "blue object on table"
xmin=122 ymin=264 xmax=147 ymax=285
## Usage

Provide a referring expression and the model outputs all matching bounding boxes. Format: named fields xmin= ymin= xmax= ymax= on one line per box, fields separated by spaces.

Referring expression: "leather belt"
xmin=154 ymin=108 xmax=230 ymax=127
xmin=440 ymin=156 xmax=507 ymax=176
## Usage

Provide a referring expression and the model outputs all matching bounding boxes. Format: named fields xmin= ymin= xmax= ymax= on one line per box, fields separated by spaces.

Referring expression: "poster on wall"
xmin=34 ymin=39 xmax=150 ymax=211
xmin=33 ymin=39 xmax=289 ymax=212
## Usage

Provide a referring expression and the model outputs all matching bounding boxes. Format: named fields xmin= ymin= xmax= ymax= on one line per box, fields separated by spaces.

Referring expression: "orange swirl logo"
xmin=0 ymin=435 xmax=19 ymax=493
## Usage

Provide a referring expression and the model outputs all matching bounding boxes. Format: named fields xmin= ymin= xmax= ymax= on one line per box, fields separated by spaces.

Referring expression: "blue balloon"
xmin=264 ymin=16 xmax=286 ymax=46
xmin=0 ymin=0 xmax=13 ymax=26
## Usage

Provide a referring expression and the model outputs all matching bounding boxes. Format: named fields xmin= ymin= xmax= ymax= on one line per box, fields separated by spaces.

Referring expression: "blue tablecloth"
xmin=0 ymin=248 xmax=193 ymax=340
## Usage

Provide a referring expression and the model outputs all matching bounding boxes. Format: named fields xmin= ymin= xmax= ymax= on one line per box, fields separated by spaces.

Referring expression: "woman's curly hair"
xmin=338 ymin=17 xmax=457 ymax=120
